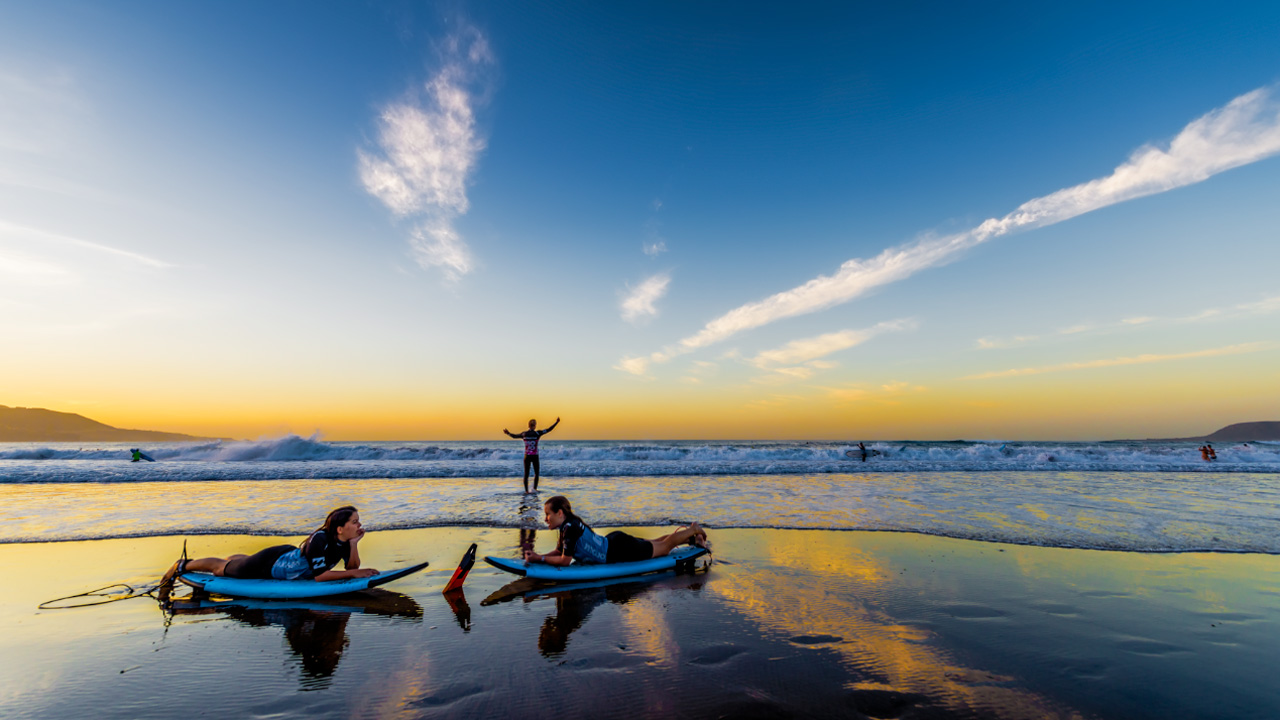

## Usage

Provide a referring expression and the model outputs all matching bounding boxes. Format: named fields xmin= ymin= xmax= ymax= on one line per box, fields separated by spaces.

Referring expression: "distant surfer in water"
xmin=157 ymin=506 xmax=377 ymax=604
xmin=1199 ymin=444 xmax=1217 ymax=461
xmin=858 ymin=442 xmax=868 ymax=462
xmin=524 ymin=495 xmax=708 ymax=566
xmin=503 ymin=417 xmax=560 ymax=493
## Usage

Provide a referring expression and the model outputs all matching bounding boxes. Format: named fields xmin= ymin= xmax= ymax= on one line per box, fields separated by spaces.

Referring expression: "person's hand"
xmin=353 ymin=568 xmax=378 ymax=578
xmin=523 ymin=549 xmax=541 ymax=563
xmin=350 ymin=526 xmax=366 ymax=543
xmin=503 ymin=428 xmax=510 ymax=434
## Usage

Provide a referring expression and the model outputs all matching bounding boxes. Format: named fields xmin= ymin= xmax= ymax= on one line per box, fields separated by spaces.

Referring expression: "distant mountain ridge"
xmin=1145 ymin=421 xmax=1280 ymax=442
xmin=0 ymin=405 xmax=222 ymax=442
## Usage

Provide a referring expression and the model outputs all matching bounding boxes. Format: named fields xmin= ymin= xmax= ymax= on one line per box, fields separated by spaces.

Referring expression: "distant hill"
xmin=1202 ymin=422 xmax=1280 ymax=442
xmin=0 ymin=405 xmax=222 ymax=442
xmin=1146 ymin=421 xmax=1280 ymax=443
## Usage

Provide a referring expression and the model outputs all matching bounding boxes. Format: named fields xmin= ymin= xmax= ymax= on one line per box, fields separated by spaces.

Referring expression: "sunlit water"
xmin=3 ymin=439 xmax=1278 ymax=551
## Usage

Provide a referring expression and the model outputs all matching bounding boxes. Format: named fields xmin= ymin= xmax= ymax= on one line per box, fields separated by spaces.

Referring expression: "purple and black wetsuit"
xmin=505 ymin=419 xmax=560 ymax=492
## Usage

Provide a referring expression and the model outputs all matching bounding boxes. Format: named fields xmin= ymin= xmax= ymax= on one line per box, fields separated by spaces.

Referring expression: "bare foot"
xmin=156 ymin=562 xmax=177 ymax=605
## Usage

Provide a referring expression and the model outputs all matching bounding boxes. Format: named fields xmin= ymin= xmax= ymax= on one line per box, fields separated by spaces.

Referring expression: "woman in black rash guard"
xmin=157 ymin=506 xmax=377 ymax=603
xmin=523 ymin=495 xmax=708 ymax=566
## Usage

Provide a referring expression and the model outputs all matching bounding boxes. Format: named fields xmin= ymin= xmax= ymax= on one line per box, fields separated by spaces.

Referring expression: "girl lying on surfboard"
xmin=523 ymin=495 xmax=708 ymax=566
xmin=157 ymin=506 xmax=378 ymax=603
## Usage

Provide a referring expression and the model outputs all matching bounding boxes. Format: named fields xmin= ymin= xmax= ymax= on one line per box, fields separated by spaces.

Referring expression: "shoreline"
xmin=5 ymin=527 xmax=1278 ymax=719
xmin=5 ymin=524 xmax=1280 ymax=556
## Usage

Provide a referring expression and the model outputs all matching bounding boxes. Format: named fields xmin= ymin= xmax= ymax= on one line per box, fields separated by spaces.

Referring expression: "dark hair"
xmin=303 ymin=505 xmax=358 ymax=552
xmin=544 ymin=495 xmax=580 ymax=525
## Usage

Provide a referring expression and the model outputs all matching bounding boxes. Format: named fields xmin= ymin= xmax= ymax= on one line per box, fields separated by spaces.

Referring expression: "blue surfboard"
xmin=484 ymin=546 xmax=708 ymax=582
xmin=178 ymin=560 xmax=429 ymax=599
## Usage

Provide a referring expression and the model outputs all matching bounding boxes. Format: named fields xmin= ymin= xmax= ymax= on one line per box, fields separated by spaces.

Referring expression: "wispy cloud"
xmin=643 ymin=240 xmax=667 ymax=256
xmin=620 ymin=272 xmax=672 ymax=323
xmin=0 ymin=68 xmax=87 ymax=155
xmin=0 ymin=220 xmax=170 ymax=285
xmin=962 ymin=342 xmax=1269 ymax=380
xmin=619 ymin=86 xmax=1280 ymax=372
xmin=0 ymin=250 xmax=74 ymax=283
xmin=358 ymin=28 xmax=493 ymax=281
xmin=821 ymin=380 xmax=927 ymax=403
xmin=976 ymin=295 xmax=1280 ymax=349
xmin=749 ymin=318 xmax=916 ymax=371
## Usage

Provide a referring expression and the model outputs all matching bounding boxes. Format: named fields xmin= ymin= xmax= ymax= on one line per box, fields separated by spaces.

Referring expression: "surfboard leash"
xmin=38 ymin=539 xmax=189 ymax=609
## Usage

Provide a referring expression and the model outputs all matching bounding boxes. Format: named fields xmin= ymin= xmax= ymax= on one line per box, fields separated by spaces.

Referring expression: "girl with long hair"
xmin=157 ymin=506 xmax=377 ymax=603
xmin=524 ymin=495 xmax=707 ymax=566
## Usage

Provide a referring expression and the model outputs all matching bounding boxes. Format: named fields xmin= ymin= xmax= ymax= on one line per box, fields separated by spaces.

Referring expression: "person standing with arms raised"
xmin=504 ymin=417 xmax=560 ymax=493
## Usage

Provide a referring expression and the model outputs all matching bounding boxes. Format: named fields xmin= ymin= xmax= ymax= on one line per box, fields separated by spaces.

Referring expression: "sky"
xmin=1 ymin=1 xmax=1278 ymax=441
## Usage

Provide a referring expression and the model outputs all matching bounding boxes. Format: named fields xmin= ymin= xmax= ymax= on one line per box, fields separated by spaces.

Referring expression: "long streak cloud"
xmin=618 ymin=86 xmax=1280 ymax=375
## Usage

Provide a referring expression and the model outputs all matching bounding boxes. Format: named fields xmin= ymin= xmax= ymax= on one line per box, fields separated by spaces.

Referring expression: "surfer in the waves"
xmin=503 ymin=416 xmax=560 ymax=493
xmin=523 ymin=495 xmax=708 ymax=567
xmin=157 ymin=506 xmax=378 ymax=604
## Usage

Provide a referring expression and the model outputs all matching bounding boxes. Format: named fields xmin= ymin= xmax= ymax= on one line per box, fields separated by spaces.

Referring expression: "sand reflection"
xmin=713 ymin=529 xmax=1086 ymax=719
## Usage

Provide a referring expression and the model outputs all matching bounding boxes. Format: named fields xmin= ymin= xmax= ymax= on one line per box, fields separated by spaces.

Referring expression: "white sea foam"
xmin=0 ymin=437 xmax=1275 ymax=482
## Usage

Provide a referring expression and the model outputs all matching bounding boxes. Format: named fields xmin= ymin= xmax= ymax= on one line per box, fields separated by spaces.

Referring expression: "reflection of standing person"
xmin=504 ymin=417 xmax=560 ymax=493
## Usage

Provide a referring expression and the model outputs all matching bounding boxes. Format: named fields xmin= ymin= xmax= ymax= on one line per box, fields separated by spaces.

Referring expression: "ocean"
xmin=4 ymin=436 xmax=1278 ymax=551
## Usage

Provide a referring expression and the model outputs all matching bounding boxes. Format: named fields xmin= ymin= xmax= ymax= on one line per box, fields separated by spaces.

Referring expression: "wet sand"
xmin=3 ymin=528 xmax=1278 ymax=719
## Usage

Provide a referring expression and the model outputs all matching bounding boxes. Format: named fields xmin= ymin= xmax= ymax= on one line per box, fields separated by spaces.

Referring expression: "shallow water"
xmin=4 ymin=528 xmax=1278 ymax=720
xmin=5 ymin=471 xmax=1279 ymax=552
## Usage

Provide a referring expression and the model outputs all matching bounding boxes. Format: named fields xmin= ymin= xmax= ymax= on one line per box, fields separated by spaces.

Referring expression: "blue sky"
xmin=1 ymin=1 xmax=1278 ymax=439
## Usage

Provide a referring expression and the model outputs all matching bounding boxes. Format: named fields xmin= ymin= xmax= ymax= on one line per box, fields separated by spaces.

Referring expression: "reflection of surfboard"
xmin=482 ymin=567 xmax=706 ymax=606
xmin=484 ymin=546 xmax=708 ymax=582
xmin=170 ymin=588 xmax=423 ymax=618
xmin=178 ymin=560 xmax=429 ymax=599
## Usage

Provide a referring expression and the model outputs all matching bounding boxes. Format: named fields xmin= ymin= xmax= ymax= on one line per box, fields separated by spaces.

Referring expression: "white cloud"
xmin=613 ymin=355 xmax=654 ymax=376
xmin=620 ymin=86 xmax=1280 ymax=371
xmin=1237 ymin=295 xmax=1280 ymax=314
xmin=409 ymin=220 xmax=472 ymax=279
xmin=962 ymin=342 xmax=1269 ymax=380
xmin=820 ymin=380 xmax=926 ymax=403
xmin=620 ymin=272 xmax=672 ymax=323
xmin=749 ymin=318 xmax=916 ymax=369
xmin=0 ymin=220 xmax=169 ymax=269
xmin=643 ymin=240 xmax=667 ymax=256
xmin=359 ymin=28 xmax=492 ymax=280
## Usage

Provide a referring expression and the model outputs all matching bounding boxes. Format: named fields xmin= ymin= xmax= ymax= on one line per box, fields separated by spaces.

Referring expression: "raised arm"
xmin=540 ymin=417 xmax=561 ymax=436
xmin=503 ymin=428 xmax=518 ymax=438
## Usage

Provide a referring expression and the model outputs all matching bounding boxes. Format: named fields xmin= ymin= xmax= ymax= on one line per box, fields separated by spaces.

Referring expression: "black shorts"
xmin=605 ymin=531 xmax=653 ymax=564
xmin=223 ymin=545 xmax=295 ymax=579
